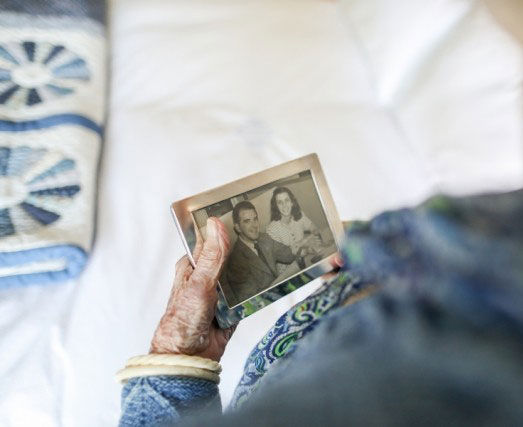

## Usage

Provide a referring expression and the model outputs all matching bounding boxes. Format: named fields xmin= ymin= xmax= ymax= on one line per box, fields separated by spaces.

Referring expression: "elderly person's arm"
xmin=119 ymin=218 xmax=234 ymax=427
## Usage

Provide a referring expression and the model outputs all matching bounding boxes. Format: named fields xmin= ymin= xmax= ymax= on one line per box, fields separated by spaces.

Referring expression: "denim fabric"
xmin=119 ymin=377 xmax=220 ymax=427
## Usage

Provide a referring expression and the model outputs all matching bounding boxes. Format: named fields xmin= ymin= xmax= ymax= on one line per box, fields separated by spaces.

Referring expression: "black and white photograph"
xmin=193 ymin=170 xmax=337 ymax=308
xmin=171 ymin=153 xmax=345 ymax=326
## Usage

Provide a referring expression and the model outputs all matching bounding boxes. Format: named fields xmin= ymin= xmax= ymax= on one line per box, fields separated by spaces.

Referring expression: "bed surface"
xmin=1 ymin=0 xmax=521 ymax=425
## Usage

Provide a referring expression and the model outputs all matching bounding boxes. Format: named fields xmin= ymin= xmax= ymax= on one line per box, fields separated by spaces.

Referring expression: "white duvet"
xmin=1 ymin=0 xmax=521 ymax=425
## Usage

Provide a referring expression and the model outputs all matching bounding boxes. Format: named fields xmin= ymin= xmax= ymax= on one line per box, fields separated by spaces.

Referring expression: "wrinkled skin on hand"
xmin=150 ymin=217 xmax=234 ymax=361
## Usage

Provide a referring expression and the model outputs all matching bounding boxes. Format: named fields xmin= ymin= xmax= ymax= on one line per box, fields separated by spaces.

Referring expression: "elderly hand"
xmin=149 ymin=217 xmax=234 ymax=361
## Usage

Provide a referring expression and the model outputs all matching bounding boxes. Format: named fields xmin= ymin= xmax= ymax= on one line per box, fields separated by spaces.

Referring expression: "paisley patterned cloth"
xmin=229 ymin=270 xmax=360 ymax=409
xmin=119 ymin=188 xmax=523 ymax=427
xmin=0 ymin=0 xmax=106 ymax=287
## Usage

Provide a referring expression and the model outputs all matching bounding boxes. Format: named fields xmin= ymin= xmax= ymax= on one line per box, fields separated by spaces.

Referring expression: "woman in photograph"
xmin=266 ymin=187 xmax=321 ymax=273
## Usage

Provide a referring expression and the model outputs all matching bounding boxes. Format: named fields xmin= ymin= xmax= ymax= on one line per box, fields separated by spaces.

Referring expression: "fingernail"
xmin=207 ymin=217 xmax=218 ymax=239
xmin=335 ymin=253 xmax=344 ymax=267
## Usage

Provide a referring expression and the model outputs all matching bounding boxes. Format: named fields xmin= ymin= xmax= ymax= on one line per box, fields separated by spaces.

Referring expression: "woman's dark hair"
xmin=270 ymin=187 xmax=302 ymax=222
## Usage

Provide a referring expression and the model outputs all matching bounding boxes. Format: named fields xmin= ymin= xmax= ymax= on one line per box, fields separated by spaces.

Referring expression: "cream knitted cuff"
xmin=116 ymin=354 xmax=222 ymax=384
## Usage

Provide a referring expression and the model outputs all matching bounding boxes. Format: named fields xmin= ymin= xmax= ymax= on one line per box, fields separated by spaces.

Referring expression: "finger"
xmin=174 ymin=256 xmax=194 ymax=286
xmin=214 ymin=324 xmax=236 ymax=344
xmin=322 ymin=254 xmax=343 ymax=282
xmin=192 ymin=226 xmax=204 ymax=264
xmin=190 ymin=217 xmax=230 ymax=290
xmin=329 ymin=252 xmax=344 ymax=270
xmin=175 ymin=255 xmax=192 ymax=272
xmin=222 ymin=326 xmax=235 ymax=342
xmin=162 ymin=256 xmax=192 ymax=312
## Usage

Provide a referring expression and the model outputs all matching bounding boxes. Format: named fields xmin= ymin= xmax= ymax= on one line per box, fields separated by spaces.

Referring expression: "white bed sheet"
xmin=1 ymin=0 xmax=521 ymax=426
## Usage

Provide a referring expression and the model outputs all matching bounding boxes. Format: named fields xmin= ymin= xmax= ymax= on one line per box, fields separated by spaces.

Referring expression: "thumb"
xmin=190 ymin=217 xmax=230 ymax=289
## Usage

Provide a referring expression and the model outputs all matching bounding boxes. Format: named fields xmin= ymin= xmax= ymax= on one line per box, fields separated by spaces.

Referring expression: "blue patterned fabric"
xmin=0 ymin=0 xmax=106 ymax=287
xmin=0 ymin=40 xmax=90 ymax=108
xmin=119 ymin=189 xmax=523 ymax=426
xmin=229 ymin=271 xmax=360 ymax=409
xmin=0 ymin=114 xmax=102 ymax=134
xmin=0 ymin=146 xmax=80 ymax=236
xmin=119 ymin=377 xmax=221 ymax=427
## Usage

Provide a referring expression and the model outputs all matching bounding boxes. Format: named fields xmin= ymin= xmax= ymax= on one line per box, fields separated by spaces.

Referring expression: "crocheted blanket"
xmin=0 ymin=1 xmax=106 ymax=287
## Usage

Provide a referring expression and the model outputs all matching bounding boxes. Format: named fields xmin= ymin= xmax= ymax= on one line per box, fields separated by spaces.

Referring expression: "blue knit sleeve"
xmin=118 ymin=376 xmax=221 ymax=427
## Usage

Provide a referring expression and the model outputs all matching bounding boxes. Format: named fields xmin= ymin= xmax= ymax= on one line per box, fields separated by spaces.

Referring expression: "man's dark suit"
xmin=220 ymin=233 xmax=295 ymax=306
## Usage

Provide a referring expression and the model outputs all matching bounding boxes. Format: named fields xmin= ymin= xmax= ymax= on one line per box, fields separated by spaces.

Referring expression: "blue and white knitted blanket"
xmin=0 ymin=0 xmax=106 ymax=287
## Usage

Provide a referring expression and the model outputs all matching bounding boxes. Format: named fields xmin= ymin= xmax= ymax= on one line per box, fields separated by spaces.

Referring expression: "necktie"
xmin=254 ymin=241 xmax=271 ymax=270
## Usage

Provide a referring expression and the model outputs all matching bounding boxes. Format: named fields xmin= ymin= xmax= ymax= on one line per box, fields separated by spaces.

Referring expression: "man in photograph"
xmin=222 ymin=200 xmax=302 ymax=306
